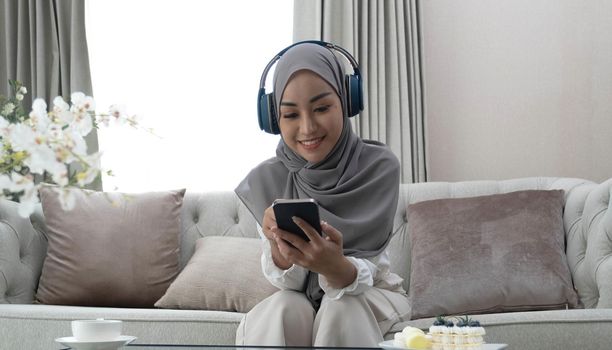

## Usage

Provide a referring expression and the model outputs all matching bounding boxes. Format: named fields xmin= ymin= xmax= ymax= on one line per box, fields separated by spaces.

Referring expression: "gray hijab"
xmin=235 ymin=43 xmax=399 ymax=308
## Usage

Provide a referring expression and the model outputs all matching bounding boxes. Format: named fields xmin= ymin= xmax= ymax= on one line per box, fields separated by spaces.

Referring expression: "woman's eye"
xmin=314 ymin=105 xmax=330 ymax=113
xmin=282 ymin=113 xmax=298 ymax=119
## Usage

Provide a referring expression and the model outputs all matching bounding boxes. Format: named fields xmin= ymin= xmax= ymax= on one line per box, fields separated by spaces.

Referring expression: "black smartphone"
xmin=272 ymin=198 xmax=322 ymax=241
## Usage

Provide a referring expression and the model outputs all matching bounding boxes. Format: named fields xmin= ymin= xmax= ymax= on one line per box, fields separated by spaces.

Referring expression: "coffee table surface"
xmin=60 ymin=342 xmax=508 ymax=349
xmin=123 ymin=344 xmax=508 ymax=350
xmin=125 ymin=346 xmax=380 ymax=349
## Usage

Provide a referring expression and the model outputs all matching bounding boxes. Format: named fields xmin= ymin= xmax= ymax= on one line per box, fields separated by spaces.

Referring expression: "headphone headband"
xmin=257 ymin=40 xmax=363 ymax=134
xmin=258 ymin=41 xmax=361 ymax=89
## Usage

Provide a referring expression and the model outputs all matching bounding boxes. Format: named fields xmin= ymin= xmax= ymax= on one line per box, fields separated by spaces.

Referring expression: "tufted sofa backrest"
xmin=1 ymin=177 xmax=611 ymax=309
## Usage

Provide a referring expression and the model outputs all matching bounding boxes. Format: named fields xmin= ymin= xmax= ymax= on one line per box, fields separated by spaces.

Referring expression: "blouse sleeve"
xmin=318 ymin=250 xmax=405 ymax=299
xmin=257 ymin=224 xmax=308 ymax=291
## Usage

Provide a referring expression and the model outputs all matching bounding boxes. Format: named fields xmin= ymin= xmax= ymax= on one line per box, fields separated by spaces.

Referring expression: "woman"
xmin=235 ymin=42 xmax=410 ymax=347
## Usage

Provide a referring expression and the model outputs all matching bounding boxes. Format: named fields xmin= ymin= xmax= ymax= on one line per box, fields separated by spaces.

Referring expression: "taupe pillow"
xmin=36 ymin=186 xmax=185 ymax=307
xmin=407 ymin=189 xmax=580 ymax=319
xmin=155 ymin=236 xmax=278 ymax=313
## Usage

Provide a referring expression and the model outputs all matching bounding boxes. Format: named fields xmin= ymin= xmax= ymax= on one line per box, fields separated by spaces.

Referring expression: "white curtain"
xmin=0 ymin=0 xmax=100 ymax=189
xmin=293 ymin=0 xmax=427 ymax=183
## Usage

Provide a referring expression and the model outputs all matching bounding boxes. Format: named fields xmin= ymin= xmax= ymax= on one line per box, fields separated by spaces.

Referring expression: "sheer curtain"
xmin=86 ymin=0 xmax=293 ymax=192
xmin=0 ymin=0 xmax=100 ymax=189
xmin=293 ymin=0 xmax=427 ymax=183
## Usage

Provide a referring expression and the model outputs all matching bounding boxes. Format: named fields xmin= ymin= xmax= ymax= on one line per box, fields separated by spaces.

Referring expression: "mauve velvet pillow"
xmin=407 ymin=189 xmax=580 ymax=319
xmin=155 ymin=236 xmax=278 ymax=312
xmin=36 ymin=186 xmax=185 ymax=307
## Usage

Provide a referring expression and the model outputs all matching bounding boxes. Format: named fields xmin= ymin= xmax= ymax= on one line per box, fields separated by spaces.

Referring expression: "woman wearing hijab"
xmin=235 ymin=42 xmax=410 ymax=347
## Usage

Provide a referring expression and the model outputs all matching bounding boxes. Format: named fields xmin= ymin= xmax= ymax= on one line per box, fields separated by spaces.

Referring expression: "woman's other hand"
xmin=272 ymin=219 xmax=357 ymax=289
xmin=262 ymin=205 xmax=293 ymax=270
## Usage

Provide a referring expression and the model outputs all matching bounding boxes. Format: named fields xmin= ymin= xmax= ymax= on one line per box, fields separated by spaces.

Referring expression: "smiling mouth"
xmin=298 ymin=136 xmax=325 ymax=150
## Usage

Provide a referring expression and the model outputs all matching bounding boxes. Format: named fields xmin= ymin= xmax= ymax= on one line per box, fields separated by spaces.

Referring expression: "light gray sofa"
xmin=1 ymin=177 xmax=611 ymax=349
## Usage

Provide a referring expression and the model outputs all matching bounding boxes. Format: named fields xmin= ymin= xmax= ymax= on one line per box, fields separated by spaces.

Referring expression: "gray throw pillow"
xmin=155 ymin=236 xmax=278 ymax=313
xmin=407 ymin=189 xmax=580 ymax=319
xmin=36 ymin=186 xmax=185 ymax=307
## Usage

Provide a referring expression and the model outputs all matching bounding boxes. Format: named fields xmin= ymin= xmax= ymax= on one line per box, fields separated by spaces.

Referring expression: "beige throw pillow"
xmin=36 ymin=186 xmax=185 ymax=307
xmin=407 ymin=189 xmax=580 ymax=319
xmin=155 ymin=236 xmax=278 ymax=313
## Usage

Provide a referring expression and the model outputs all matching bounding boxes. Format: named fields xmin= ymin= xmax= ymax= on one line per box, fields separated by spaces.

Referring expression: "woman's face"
xmin=278 ymin=70 xmax=344 ymax=164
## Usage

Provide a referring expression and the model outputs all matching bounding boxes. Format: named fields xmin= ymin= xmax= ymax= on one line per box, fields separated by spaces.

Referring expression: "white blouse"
xmin=257 ymin=225 xmax=406 ymax=301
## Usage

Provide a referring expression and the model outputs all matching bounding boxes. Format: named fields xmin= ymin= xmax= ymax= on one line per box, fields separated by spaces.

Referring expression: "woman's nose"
xmin=299 ymin=114 xmax=317 ymax=134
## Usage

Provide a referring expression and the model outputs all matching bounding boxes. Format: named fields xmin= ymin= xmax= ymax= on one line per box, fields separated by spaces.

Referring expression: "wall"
xmin=422 ymin=0 xmax=612 ymax=182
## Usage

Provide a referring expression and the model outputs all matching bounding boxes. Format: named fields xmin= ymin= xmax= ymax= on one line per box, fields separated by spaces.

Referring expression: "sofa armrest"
xmin=565 ymin=179 xmax=612 ymax=308
xmin=0 ymin=199 xmax=47 ymax=304
xmin=584 ymin=179 xmax=612 ymax=308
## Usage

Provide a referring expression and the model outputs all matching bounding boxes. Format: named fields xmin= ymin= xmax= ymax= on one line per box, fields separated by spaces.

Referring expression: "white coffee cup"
xmin=71 ymin=318 xmax=122 ymax=342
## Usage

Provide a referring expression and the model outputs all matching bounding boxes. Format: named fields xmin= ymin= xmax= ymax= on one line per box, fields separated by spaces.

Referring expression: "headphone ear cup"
xmin=267 ymin=93 xmax=280 ymax=134
xmin=258 ymin=91 xmax=280 ymax=134
xmin=257 ymin=88 xmax=267 ymax=131
xmin=257 ymin=89 xmax=274 ymax=134
xmin=345 ymin=74 xmax=363 ymax=117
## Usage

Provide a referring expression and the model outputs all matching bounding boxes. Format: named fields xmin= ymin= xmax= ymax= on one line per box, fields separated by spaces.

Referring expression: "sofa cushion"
xmin=0 ymin=303 xmax=243 ymax=349
xmin=36 ymin=187 xmax=185 ymax=307
xmin=407 ymin=189 xmax=580 ymax=319
xmin=155 ymin=236 xmax=278 ymax=312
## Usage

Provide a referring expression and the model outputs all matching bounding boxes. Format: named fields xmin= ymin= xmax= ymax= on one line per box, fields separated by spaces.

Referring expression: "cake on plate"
xmin=428 ymin=316 xmax=486 ymax=350
xmin=390 ymin=316 xmax=485 ymax=350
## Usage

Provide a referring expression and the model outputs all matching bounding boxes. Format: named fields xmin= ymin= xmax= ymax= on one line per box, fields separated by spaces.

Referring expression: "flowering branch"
xmin=0 ymin=80 xmax=140 ymax=217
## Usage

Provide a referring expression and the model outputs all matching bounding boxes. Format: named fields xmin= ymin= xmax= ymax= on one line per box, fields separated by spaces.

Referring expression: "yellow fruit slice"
xmin=404 ymin=333 xmax=431 ymax=350
xmin=401 ymin=326 xmax=425 ymax=337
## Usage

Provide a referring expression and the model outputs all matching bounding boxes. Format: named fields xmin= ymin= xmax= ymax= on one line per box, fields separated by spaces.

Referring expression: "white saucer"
xmin=378 ymin=340 xmax=419 ymax=350
xmin=378 ymin=340 xmax=508 ymax=350
xmin=55 ymin=335 xmax=137 ymax=350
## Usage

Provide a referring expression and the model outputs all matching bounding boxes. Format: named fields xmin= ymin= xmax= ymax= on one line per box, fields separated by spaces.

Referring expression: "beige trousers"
xmin=235 ymin=288 xmax=411 ymax=347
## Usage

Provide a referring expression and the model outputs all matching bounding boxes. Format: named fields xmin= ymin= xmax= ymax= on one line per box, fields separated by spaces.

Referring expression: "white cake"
xmin=428 ymin=316 xmax=486 ymax=350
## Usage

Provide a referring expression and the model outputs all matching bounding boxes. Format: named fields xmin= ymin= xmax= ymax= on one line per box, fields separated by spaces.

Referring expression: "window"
xmin=86 ymin=0 xmax=292 ymax=192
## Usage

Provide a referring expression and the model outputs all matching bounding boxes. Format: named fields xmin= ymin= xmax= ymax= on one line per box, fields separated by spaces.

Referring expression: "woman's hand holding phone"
xmin=262 ymin=206 xmax=292 ymax=270
xmin=271 ymin=216 xmax=357 ymax=289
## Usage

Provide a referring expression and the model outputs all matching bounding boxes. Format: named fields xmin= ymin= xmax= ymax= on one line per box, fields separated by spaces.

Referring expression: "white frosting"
xmin=428 ymin=323 xmax=486 ymax=349
xmin=429 ymin=325 xmax=444 ymax=334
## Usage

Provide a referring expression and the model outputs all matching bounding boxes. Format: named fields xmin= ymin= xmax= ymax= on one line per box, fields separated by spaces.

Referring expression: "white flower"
xmin=2 ymin=102 xmax=15 ymax=116
xmin=66 ymin=94 xmax=94 ymax=136
xmin=24 ymin=144 xmax=57 ymax=174
xmin=19 ymin=86 xmax=27 ymax=94
xmin=32 ymin=98 xmax=47 ymax=114
xmin=28 ymin=100 xmax=51 ymax=132
xmin=0 ymin=116 xmax=9 ymax=136
xmin=49 ymin=162 xmax=69 ymax=186
xmin=70 ymin=92 xmax=86 ymax=106
xmin=18 ymin=185 xmax=40 ymax=218
xmin=72 ymin=112 xmax=93 ymax=136
xmin=53 ymin=97 xmax=74 ymax=125
xmin=71 ymin=92 xmax=95 ymax=112
xmin=0 ymin=172 xmax=40 ymax=218
xmin=52 ymin=187 xmax=77 ymax=211
xmin=76 ymin=152 xmax=102 ymax=187
xmin=73 ymin=132 xmax=88 ymax=156
xmin=0 ymin=174 xmax=13 ymax=191
xmin=53 ymin=145 xmax=72 ymax=164
xmin=28 ymin=112 xmax=51 ymax=132
xmin=109 ymin=104 xmax=127 ymax=119
xmin=53 ymin=129 xmax=88 ymax=162
xmin=8 ymin=123 xmax=36 ymax=151
xmin=16 ymin=94 xmax=23 ymax=101
xmin=52 ymin=96 xmax=69 ymax=111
